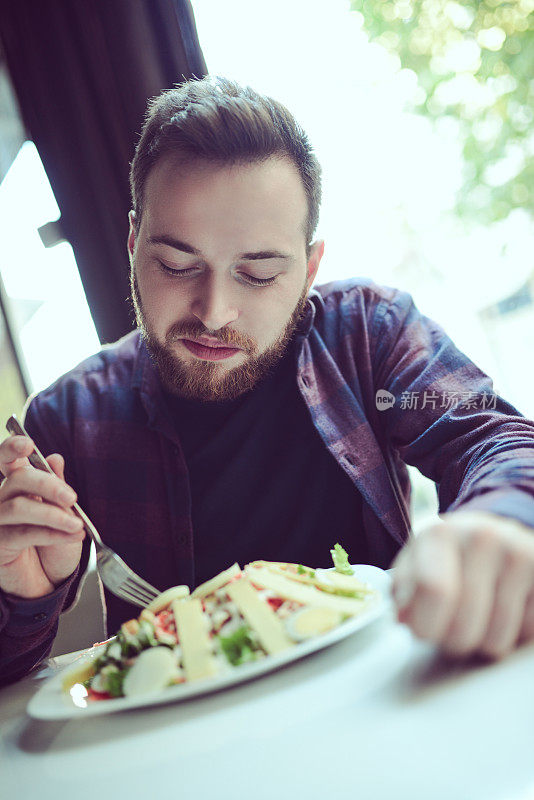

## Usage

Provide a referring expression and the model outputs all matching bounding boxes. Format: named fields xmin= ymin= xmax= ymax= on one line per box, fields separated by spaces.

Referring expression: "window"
xmin=0 ymin=62 xmax=100 ymax=405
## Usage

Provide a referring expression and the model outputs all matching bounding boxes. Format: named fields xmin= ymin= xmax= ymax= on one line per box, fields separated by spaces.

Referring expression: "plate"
xmin=27 ymin=564 xmax=391 ymax=720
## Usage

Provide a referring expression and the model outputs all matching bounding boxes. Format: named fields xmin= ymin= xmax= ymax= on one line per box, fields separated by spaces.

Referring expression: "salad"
xmin=63 ymin=544 xmax=377 ymax=702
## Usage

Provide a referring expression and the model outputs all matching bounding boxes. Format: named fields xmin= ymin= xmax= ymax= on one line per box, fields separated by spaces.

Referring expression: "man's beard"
xmin=130 ymin=272 xmax=309 ymax=401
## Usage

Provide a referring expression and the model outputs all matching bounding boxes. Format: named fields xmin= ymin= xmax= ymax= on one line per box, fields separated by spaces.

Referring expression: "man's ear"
xmin=127 ymin=210 xmax=137 ymax=264
xmin=306 ymin=240 xmax=325 ymax=290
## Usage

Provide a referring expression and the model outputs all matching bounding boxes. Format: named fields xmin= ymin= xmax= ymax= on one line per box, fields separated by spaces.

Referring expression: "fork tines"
xmin=119 ymin=579 xmax=159 ymax=608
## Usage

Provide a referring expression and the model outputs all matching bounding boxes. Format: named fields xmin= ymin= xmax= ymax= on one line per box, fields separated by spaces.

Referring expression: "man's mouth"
xmin=180 ymin=337 xmax=243 ymax=361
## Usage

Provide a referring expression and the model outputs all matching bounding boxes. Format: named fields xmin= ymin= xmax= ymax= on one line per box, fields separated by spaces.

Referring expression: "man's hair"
xmin=129 ymin=76 xmax=322 ymax=256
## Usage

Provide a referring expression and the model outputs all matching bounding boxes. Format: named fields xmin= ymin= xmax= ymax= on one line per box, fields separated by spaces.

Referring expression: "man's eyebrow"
xmin=147 ymin=234 xmax=293 ymax=261
xmin=147 ymin=235 xmax=201 ymax=255
xmin=241 ymin=250 xmax=292 ymax=261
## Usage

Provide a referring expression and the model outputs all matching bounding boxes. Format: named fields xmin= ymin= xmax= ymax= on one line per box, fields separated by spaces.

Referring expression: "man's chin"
xmin=146 ymin=340 xmax=279 ymax=402
xmin=136 ymin=279 xmax=309 ymax=401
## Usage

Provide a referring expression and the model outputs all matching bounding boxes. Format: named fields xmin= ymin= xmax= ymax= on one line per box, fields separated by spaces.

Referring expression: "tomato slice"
xmin=87 ymin=688 xmax=112 ymax=702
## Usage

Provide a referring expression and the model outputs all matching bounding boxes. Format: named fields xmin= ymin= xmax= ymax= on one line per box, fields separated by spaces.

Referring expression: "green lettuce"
xmin=218 ymin=626 xmax=260 ymax=666
xmin=330 ymin=543 xmax=354 ymax=575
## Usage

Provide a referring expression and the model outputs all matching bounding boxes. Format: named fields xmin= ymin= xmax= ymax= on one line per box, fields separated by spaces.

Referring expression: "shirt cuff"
xmin=0 ymin=567 xmax=80 ymax=636
xmin=447 ymin=489 xmax=534 ymax=532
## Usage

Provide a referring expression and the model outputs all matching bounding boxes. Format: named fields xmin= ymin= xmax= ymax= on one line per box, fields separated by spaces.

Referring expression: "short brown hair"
xmin=129 ymin=76 xmax=322 ymax=256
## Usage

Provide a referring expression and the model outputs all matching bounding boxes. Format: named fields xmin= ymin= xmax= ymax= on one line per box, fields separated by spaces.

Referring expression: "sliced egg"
xmin=285 ymin=607 xmax=344 ymax=642
xmin=123 ymin=646 xmax=178 ymax=697
xmin=145 ymin=585 xmax=190 ymax=614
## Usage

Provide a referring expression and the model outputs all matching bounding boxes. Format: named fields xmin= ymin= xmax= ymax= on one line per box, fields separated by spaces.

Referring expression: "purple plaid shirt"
xmin=2 ymin=278 xmax=534 ymax=684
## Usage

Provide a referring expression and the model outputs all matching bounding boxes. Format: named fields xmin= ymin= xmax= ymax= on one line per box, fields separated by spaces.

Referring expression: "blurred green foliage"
xmin=351 ymin=0 xmax=534 ymax=223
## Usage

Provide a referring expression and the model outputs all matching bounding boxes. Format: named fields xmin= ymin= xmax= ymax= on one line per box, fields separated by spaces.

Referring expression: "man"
xmin=1 ymin=76 xmax=534 ymax=686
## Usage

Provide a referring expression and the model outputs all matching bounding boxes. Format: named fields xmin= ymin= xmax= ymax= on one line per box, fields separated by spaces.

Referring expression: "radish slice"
xmin=123 ymin=647 xmax=177 ymax=697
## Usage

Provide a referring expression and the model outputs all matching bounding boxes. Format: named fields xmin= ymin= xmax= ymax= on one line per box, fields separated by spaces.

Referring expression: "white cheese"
xmin=146 ymin=585 xmax=190 ymax=613
xmin=226 ymin=579 xmax=293 ymax=655
xmin=315 ymin=569 xmax=372 ymax=594
xmin=191 ymin=563 xmax=241 ymax=599
xmin=172 ymin=599 xmax=218 ymax=681
xmin=245 ymin=566 xmax=374 ymax=616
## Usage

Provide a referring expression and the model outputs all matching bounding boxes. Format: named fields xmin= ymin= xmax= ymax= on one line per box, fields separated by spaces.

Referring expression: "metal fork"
xmin=6 ymin=415 xmax=160 ymax=609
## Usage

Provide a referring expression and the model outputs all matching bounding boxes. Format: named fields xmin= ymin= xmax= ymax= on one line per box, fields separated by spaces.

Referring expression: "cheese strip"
xmin=146 ymin=584 xmax=190 ymax=614
xmin=247 ymin=561 xmax=370 ymax=597
xmin=226 ymin=579 xmax=293 ymax=656
xmin=172 ymin=599 xmax=218 ymax=681
xmin=191 ymin=563 xmax=241 ymax=599
xmin=315 ymin=569 xmax=372 ymax=594
xmin=247 ymin=561 xmax=316 ymax=588
xmin=245 ymin=567 xmax=374 ymax=616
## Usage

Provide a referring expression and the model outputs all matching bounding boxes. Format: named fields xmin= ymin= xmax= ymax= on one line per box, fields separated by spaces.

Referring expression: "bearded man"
xmin=2 ymin=76 xmax=534 ymax=686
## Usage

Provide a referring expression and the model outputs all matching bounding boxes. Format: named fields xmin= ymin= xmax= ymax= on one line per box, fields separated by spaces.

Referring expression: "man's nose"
xmin=190 ymin=274 xmax=239 ymax=331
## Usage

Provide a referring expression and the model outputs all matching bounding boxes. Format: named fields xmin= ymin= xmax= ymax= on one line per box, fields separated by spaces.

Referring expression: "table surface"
xmin=2 ymin=608 xmax=534 ymax=800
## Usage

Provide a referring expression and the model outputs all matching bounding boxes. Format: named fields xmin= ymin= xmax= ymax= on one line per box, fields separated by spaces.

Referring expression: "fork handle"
xmin=6 ymin=415 xmax=104 ymax=547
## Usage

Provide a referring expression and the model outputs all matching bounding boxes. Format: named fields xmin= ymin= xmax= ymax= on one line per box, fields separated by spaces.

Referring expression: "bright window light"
xmin=192 ymin=0 xmax=534 ymax=419
xmin=0 ymin=141 xmax=100 ymax=394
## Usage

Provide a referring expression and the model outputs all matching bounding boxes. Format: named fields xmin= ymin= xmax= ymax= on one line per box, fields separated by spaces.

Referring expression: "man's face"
xmin=128 ymin=155 xmax=324 ymax=401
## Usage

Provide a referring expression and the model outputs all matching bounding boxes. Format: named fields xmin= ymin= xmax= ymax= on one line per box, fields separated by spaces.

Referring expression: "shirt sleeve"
xmin=371 ymin=288 xmax=534 ymax=530
xmin=0 ymin=567 xmax=79 ymax=687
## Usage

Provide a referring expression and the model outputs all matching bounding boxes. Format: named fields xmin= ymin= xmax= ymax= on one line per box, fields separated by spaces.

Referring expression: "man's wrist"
xmin=447 ymin=488 xmax=534 ymax=533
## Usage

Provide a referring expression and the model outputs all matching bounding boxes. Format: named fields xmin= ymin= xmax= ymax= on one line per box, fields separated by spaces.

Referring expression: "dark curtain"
xmin=0 ymin=0 xmax=207 ymax=344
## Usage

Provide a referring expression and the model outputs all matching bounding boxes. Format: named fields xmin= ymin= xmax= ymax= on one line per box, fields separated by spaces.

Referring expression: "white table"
xmin=2 ymin=609 xmax=534 ymax=800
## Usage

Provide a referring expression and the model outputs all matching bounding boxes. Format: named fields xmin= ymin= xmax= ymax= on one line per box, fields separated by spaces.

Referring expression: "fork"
xmin=6 ymin=415 xmax=160 ymax=609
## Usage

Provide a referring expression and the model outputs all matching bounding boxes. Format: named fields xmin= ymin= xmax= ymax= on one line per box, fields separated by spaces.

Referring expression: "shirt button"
xmin=33 ymin=612 xmax=48 ymax=622
xmin=344 ymin=454 xmax=355 ymax=467
xmin=302 ymin=376 xmax=310 ymax=388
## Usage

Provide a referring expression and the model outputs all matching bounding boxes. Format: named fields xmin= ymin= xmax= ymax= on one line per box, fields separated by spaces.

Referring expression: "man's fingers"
xmin=395 ymin=514 xmax=534 ymax=661
xmin=46 ymin=452 xmax=65 ymax=481
xmin=392 ymin=528 xmax=461 ymax=643
xmin=519 ymin=589 xmax=534 ymax=644
xmin=0 ymin=435 xmax=34 ymax=476
xmin=0 ymin=464 xmax=77 ymax=508
xmin=0 ymin=494 xmax=83 ymax=533
xmin=478 ymin=549 xmax=534 ymax=659
xmin=0 ymin=524 xmax=85 ymax=557
xmin=440 ymin=526 xmax=501 ymax=657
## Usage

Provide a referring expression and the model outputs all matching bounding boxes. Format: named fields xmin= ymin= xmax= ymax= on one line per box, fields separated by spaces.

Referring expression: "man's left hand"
xmin=391 ymin=510 xmax=534 ymax=659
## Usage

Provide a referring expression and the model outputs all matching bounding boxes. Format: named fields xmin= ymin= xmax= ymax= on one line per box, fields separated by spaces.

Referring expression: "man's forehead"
xmin=143 ymin=154 xmax=309 ymax=250
xmin=145 ymin=153 xmax=306 ymax=202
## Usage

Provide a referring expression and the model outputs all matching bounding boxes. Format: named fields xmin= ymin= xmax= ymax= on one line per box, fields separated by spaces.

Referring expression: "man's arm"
xmin=370 ymin=288 xmax=534 ymax=658
xmin=0 ymin=567 xmax=81 ymax=687
xmin=372 ymin=288 xmax=534 ymax=525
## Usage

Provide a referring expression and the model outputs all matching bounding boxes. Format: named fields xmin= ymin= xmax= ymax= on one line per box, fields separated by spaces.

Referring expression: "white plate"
xmin=27 ymin=564 xmax=391 ymax=720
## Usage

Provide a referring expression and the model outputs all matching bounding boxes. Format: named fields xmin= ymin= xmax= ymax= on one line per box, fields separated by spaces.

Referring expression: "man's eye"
xmin=158 ymin=262 xmax=197 ymax=277
xmin=157 ymin=260 xmax=276 ymax=287
xmin=240 ymin=274 xmax=277 ymax=287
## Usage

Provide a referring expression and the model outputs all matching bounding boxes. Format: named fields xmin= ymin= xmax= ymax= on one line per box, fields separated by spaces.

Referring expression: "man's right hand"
xmin=0 ymin=435 xmax=85 ymax=599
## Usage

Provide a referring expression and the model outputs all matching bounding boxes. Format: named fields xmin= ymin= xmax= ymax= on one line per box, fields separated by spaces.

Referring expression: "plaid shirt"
xmin=2 ymin=278 xmax=534 ymax=684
